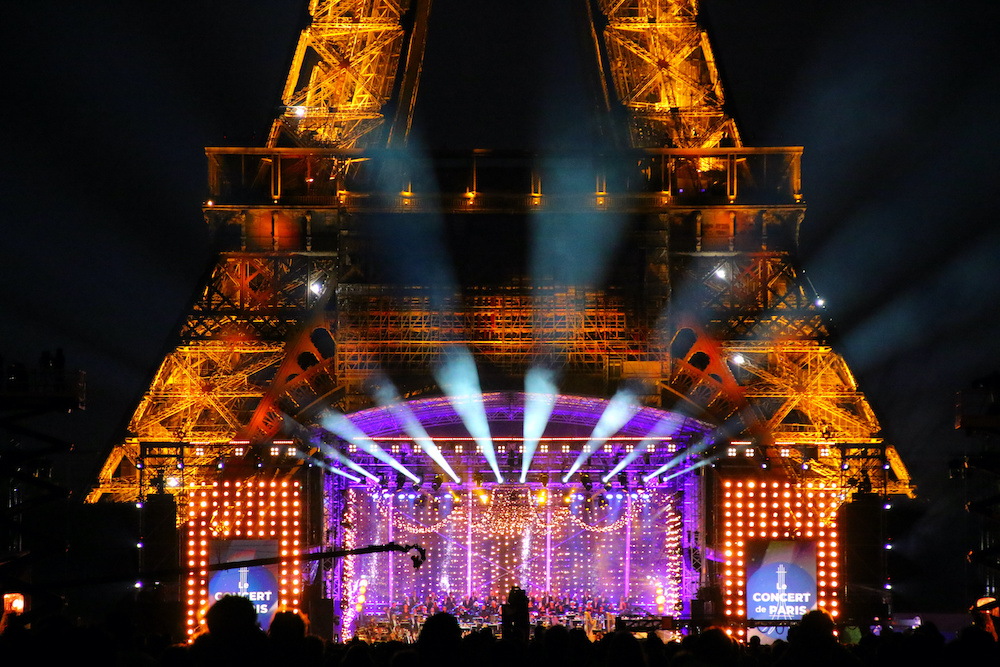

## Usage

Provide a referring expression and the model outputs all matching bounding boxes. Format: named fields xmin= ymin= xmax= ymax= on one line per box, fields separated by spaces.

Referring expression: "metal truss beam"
xmin=88 ymin=1 xmax=914 ymax=511
xmin=268 ymin=0 xmax=430 ymax=148
xmin=597 ymin=0 xmax=740 ymax=148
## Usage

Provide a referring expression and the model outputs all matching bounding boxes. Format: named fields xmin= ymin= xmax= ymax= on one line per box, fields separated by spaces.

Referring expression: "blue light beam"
xmin=281 ymin=413 xmax=378 ymax=482
xmin=641 ymin=437 xmax=716 ymax=484
xmin=658 ymin=456 xmax=718 ymax=483
xmin=563 ymin=389 xmax=640 ymax=482
xmin=320 ymin=411 xmax=419 ymax=483
xmin=313 ymin=441 xmax=379 ymax=482
xmin=373 ymin=380 xmax=461 ymax=483
xmin=602 ymin=413 xmax=686 ymax=482
xmin=434 ymin=347 xmax=502 ymax=483
xmin=299 ymin=453 xmax=363 ymax=483
xmin=521 ymin=367 xmax=558 ymax=483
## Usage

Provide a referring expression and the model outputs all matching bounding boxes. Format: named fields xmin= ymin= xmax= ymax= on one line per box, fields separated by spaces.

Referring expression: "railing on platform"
xmin=205 ymin=147 xmax=803 ymax=211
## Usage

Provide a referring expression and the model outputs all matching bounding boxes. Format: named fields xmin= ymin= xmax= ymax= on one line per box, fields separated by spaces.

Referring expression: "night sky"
xmin=3 ymin=0 xmax=999 ymax=614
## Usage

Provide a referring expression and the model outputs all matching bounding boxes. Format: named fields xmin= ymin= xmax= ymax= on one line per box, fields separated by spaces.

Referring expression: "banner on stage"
xmin=208 ymin=539 xmax=281 ymax=630
xmin=745 ymin=540 xmax=817 ymax=642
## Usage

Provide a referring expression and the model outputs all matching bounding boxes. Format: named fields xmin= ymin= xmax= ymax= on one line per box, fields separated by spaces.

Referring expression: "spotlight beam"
xmin=299 ymin=453 xmax=362 ymax=483
xmin=641 ymin=437 xmax=715 ymax=484
xmin=641 ymin=417 xmax=745 ymax=483
xmin=563 ymin=389 xmax=640 ymax=482
xmin=434 ymin=347 xmax=502 ymax=483
xmin=602 ymin=414 xmax=685 ymax=482
xmin=659 ymin=456 xmax=717 ymax=483
xmin=321 ymin=411 xmax=419 ymax=483
xmin=521 ymin=367 xmax=558 ymax=483
xmin=373 ymin=380 xmax=461 ymax=483
xmin=316 ymin=442 xmax=379 ymax=481
xmin=280 ymin=413 xmax=378 ymax=481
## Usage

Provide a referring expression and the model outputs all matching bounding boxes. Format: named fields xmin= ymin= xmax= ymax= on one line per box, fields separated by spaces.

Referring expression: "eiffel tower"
xmin=88 ymin=0 xmax=912 ymax=624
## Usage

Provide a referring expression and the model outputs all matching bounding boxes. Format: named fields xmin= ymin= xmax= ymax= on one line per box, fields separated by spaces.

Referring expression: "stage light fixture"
xmin=396 ymin=472 xmax=405 ymax=491
xmin=580 ymin=473 xmax=592 ymax=492
xmin=432 ymin=474 xmax=443 ymax=492
xmin=473 ymin=472 xmax=484 ymax=487
xmin=618 ymin=472 xmax=629 ymax=490
xmin=539 ymin=472 xmax=549 ymax=487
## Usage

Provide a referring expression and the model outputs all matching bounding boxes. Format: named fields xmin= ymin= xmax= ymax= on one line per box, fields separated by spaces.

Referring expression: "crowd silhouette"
xmin=1 ymin=595 xmax=997 ymax=667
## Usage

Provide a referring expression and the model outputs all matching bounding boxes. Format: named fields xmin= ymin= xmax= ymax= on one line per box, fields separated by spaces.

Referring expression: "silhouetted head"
xmin=205 ymin=595 xmax=259 ymax=639
xmin=418 ymin=612 xmax=462 ymax=662
xmin=269 ymin=610 xmax=307 ymax=643
xmin=795 ymin=608 xmax=837 ymax=644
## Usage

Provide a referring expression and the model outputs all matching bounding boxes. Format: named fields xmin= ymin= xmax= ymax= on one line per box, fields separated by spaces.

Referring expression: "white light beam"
xmin=373 ymin=381 xmax=461 ymax=483
xmin=434 ymin=347 xmax=502 ymax=482
xmin=320 ymin=411 xmax=419 ymax=483
xmin=522 ymin=367 xmax=558 ymax=483
xmin=563 ymin=389 xmax=640 ymax=482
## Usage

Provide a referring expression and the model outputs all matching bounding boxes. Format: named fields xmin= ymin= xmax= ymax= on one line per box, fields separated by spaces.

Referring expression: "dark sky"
xmin=3 ymin=0 xmax=999 ymax=614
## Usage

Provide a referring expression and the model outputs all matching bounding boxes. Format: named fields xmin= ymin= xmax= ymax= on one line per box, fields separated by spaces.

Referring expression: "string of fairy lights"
xmin=372 ymin=485 xmax=643 ymax=536
xmin=340 ymin=488 xmax=359 ymax=642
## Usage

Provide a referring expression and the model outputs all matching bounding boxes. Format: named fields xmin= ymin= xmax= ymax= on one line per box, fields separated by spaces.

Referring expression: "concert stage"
xmin=320 ymin=391 xmax=712 ymax=640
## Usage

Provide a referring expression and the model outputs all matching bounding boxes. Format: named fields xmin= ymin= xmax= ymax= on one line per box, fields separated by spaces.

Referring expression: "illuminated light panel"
xmin=721 ymin=478 xmax=842 ymax=628
xmin=185 ymin=480 xmax=302 ymax=640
